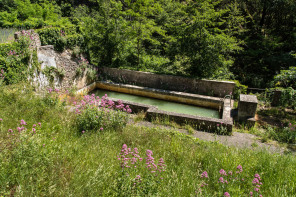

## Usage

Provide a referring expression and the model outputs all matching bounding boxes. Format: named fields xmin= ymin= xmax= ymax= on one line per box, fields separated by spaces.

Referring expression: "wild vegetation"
xmin=0 ymin=0 xmax=295 ymax=87
xmin=1 ymin=1 xmax=296 ymax=196
xmin=1 ymin=85 xmax=296 ymax=196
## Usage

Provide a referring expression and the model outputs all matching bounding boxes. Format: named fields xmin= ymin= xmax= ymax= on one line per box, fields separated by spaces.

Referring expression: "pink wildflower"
xmin=254 ymin=188 xmax=259 ymax=192
xmin=201 ymin=171 xmax=208 ymax=178
xmin=219 ymin=177 xmax=224 ymax=183
xmin=219 ymin=169 xmax=227 ymax=176
xmin=224 ymin=192 xmax=230 ymax=197
xmin=252 ymin=178 xmax=259 ymax=185
xmin=236 ymin=165 xmax=243 ymax=173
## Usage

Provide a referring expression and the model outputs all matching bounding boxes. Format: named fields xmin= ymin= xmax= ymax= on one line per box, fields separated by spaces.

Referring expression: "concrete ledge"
xmin=97 ymin=81 xmax=223 ymax=110
xmin=75 ymin=82 xmax=97 ymax=95
xmin=108 ymin=97 xmax=232 ymax=134
xmin=146 ymin=108 xmax=232 ymax=134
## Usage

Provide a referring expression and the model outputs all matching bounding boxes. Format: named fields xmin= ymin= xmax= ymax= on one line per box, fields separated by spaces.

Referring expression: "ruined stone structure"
xmin=14 ymin=29 xmax=92 ymax=90
xmin=238 ymin=94 xmax=258 ymax=126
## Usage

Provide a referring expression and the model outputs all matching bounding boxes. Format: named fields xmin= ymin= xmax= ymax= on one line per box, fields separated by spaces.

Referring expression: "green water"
xmin=92 ymin=89 xmax=220 ymax=119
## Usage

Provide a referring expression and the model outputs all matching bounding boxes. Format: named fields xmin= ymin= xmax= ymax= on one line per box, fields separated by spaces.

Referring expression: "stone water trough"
xmin=76 ymin=81 xmax=234 ymax=134
xmin=76 ymin=68 xmax=258 ymax=135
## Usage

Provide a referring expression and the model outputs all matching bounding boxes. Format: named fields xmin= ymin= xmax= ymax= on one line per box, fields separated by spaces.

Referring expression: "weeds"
xmin=1 ymin=85 xmax=296 ymax=196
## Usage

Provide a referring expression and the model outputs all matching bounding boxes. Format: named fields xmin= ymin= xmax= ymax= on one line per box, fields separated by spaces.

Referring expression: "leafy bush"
xmin=86 ymin=68 xmax=97 ymax=81
xmin=37 ymin=27 xmax=85 ymax=52
xmin=75 ymin=94 xmax=131 ymax=133
xmin=0 ymin=0 xmax=72 ymax=28
xmin=273 ymin=67 xmax=296 ymax=89
xmin=264 ymin=123 xmax=296 ymax=144
xmin=0 ymin=34 xmax=36 ymax=85
xmin=232 ymin=80 xmax=248 ymax=100
xmin=279 ymin=87 xmax=296 ymax=109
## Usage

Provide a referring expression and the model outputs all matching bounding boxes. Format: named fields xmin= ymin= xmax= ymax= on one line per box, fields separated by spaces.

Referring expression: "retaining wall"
xmin=99 ymin=67 xmax=235 ymax=97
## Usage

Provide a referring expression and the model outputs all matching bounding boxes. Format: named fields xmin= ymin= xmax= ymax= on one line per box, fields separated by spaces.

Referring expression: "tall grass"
xmin=0 ymin=28 xmax=20 ymax=43
xmin=0 ymin=84 xmax=296 ymax=196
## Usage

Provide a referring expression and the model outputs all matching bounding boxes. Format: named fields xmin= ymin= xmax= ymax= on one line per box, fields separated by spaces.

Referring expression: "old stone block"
xmin=238 ymin=94 xmax=258 ymax=121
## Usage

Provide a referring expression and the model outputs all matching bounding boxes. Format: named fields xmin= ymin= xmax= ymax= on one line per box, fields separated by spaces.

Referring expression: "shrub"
xmin=232 ymin=80 xmax=248 ymax=100
xmin=0 ymin=34 xmax=36 ymax=85
xmin=279 ymin=87 xmax=296 ymax=109
xmin=87 ymin=68 xmax=97 ymax=81
xmin=266 ymin=123 xmax=296 ymax=144
xmin=273 ymin=67 xmax=296 ymax=89
xmin=75 ymin=94 xmax=131 ymax=133
xmin=37 ymin=27 xmax=85 ymax=52
xmin=72 ymin=46 xmax=80 ymax=58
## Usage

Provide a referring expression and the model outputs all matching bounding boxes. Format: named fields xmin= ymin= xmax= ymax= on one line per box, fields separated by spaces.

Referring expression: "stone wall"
xmin=36 ymin=45 xmax=91 ymax=90
xmin=99 ymin=67 xmax=235 ymax=97
xmin=14 ymin=29 xmax=94 ymax=90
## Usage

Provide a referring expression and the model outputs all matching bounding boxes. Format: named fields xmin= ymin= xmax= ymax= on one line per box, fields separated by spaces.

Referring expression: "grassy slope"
xmin=0 ymin=85 xmax=296 ymax=196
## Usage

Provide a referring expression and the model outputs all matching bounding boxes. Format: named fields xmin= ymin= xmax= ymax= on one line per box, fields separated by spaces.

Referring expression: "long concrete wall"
xmin=99 ymin=67 xmax=235 ymax=97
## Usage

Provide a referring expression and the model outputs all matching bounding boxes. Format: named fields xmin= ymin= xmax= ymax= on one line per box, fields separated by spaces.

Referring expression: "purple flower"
xmin=33 ymin=124 xmax=36 ymax=127
xmin=254 ymin=188 xmax=259 ymax=192
xmin=20 ymin=119 xmax=27 ymax=125
xmin=250 ymin=191 xmax=253 ymax=196
xmin=252 ymin=178 xmax=259 ymax=185
xmin=100 ymin=127 xmax=103 ymax=131
xmin=8 ymin=129 xmax=13 ymax=133
xmin=254 ymin=174 xmax=261 ymax=180
xmin=219 ymin=169 xmax=227 ymax=176
xmin=219 ymin=177 xmax=224 ymax=183
xmin=224 ymin=192 xmax=230 ymax=197
xmin=0 ymin=118 xmax=2 ymax=121
xmin=236 ymin=165 xmax=243 ymax=173
xmin=82 ymin=130 xmax=85 ymax=134
xmin=201 ymin=171 xmax=208 ymax=178
xmin=38 ymin=122 xmax=41 ymax=127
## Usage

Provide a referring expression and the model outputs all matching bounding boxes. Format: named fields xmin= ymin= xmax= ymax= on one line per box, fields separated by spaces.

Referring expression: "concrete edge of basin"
xmin=76 ymin=81 xmax=233 ymax=134
xmin=97 ymin=81 xmax=223 ymax=110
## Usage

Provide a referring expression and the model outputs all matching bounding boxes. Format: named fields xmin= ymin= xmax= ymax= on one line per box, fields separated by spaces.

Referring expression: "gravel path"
xmin=131 ymin=121 xmax=287 ymax=154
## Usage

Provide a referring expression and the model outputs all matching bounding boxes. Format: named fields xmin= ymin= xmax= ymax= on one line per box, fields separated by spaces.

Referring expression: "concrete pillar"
xmin=238 ymin=94 xmax=258 ymax=126
xmin=271 ymin=90 xmax=282 ymax=107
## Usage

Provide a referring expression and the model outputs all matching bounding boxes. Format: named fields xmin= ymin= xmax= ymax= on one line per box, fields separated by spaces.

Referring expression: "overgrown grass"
xmin=0 ymin=28 xmax=19 ymax=43
xmin=1 ymin=85 xmax=296 ymax=196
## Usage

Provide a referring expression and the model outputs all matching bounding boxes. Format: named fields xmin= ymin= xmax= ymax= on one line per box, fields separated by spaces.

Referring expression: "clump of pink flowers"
xmin=118 ymin=144 xmax=143 ymax=169
xmin=199 ymin=165 xmax=262 ymax=196
xmin=117 ymin=144 xmax=166 ymax=179
xmin=74 ymin=93 xmax=132 ymax=115
xmin=250 ymin=173 xmax=263 ymax=197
